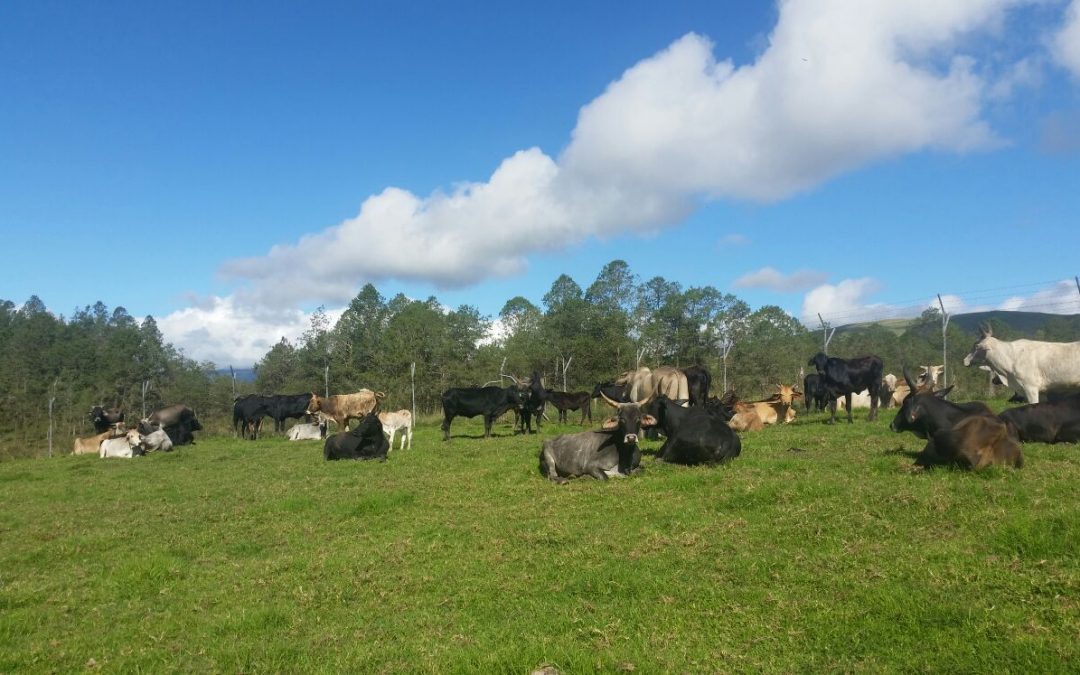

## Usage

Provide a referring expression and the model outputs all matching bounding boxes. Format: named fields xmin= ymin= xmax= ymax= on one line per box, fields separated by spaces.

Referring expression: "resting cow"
xmin=963 ymin=323 xmax=1080 ymax=404
xmin=538 ymin=393 xmax=656 ymax=483
xmin=141 ymin=404 xmax=201 ymax=446
xmin=287 ymin=421 xmax=327 ymax=441
xmin=998 ymin=393 xmax=1080 ymax=444
xmin=324 ymin=412 xmax=390 ymax=461
xmin=140 ymin=428 xmax=173 ymax=453
xmin=307 ymin=390 xmax=385 ymax=430
xmin=918 ymin=415 xmax=1023 ymax=470
xmin=100 ymin=429 xmax=146 ymax=459
xmin=378 ymin=410 xmax=413 ymax=450
xmin=808 ymin=352 xmax=883 ymax=423
xmin=441 ymin=385 xmax=527 ymax=441
xmin=73 ymin=428 xmax=122 ymax=456
xmin=649 ymin=396 xmax=741 ymax=465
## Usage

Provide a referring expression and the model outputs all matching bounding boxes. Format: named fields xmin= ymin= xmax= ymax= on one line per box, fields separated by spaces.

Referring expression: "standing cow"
xmin=963 ymin=323 xmax=1080 ymax=404
xmin=307 ymin=390 xmax=385 ymax=430
xmin=808 ymin=352 xmax=883 ymax=424
xmin=441 ymin=385 xmax=528 ymax=441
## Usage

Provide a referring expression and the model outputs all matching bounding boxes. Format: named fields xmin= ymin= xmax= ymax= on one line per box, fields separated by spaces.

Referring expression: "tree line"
xmin=3 ymin=260 xmax=1077 ymax=459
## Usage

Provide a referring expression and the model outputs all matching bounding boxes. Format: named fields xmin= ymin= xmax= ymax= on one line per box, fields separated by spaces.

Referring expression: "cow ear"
xmin=640 ymin=414 xmax=658 ymax=428
xmin=792 ymin=391 xmax=803 ymax=399
xmin=601 ymin=417 xmax=619 ymax=431
xmin=935 ymin=386 xmax=954 ymax=399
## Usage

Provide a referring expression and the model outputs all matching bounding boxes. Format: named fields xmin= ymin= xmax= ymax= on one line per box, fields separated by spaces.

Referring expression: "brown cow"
xmin=728 ymin=385 xmax=801 ymax=430
xmin=73 ymin=427 xmax=124 ymax=456
xmin=306 ymin=390 xmax=386 ymax=430
xmin=918 ymin=414 xmax=1023 ymax=470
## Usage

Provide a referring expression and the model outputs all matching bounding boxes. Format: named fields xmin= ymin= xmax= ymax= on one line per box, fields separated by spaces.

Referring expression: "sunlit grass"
xmin=0 ymin=408 xmax=1077 ymax=672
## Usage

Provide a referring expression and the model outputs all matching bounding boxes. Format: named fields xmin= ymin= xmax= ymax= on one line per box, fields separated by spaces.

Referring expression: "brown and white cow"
xmin=306 ymin=390 xmax=386 ymax=430
xmin=73 ymin=427 xmax=123 ymax=456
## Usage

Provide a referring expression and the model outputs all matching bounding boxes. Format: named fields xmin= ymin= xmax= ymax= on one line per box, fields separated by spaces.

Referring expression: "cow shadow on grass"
xmin=884 ymin=445 xmax=922 ymax=461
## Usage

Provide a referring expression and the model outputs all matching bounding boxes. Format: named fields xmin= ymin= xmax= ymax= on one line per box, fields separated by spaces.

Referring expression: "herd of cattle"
xmin=72 ymin=325 xmax=1079 ymax=480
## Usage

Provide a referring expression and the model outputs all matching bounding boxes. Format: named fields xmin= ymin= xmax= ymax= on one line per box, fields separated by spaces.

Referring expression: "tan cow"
xmin=378 ymin=409 xmax=413 ymax=451
xmin=615 ymin=366 xmax=689 ymax=405
xmin=73 ymin=427 xmax=124 ymax=456
xmin=727 ymin=385 xmax=802 ymax=430
xmin=306 ymin=390 xmax=386 ymax=430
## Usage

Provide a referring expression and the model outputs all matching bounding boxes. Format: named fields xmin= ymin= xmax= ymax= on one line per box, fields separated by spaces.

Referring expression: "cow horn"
xmin=501 ymin=373 xmax=521 ymax=385
xmin=600 ymin=392 xmax=622 ymax=409
xmin=980 ymin=322 xmax=992 ymax=338
xmin=902 ymin=367 xmax=917 ymax=391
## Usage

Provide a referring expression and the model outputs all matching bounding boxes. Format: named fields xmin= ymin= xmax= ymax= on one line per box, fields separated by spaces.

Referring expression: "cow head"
xmin=963 ymin=324 xmax=995 ymax=367
xmin=808 ymin=352 xmax=828 ymax=374
xmin=350 ymin=411 xmax=383 ymax=440
xmin=890 ymin=368 xmax=954 ymax=435
xmin=776 ymin=384 xmax=803 ymax=406
xmin=599 ymin=392 xmax=656 ymax=444
xmin=305 ymin=393 xmax=323 ymax=415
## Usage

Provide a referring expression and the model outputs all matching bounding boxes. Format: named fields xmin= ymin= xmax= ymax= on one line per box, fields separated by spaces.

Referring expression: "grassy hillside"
xmin=1 ymin=411 xmax=1077 ymax=672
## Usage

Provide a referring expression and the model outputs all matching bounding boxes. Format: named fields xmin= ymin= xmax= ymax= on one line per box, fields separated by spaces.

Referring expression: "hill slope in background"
xmin=213 ymin=367 xmax=256 ymax=382
xmin=838 ymin=310 xmax=1080 ymax=339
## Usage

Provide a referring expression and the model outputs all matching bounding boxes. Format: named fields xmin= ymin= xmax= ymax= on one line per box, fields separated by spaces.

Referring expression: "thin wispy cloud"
xmin=734 ymin=267 xmax=827 ymax=292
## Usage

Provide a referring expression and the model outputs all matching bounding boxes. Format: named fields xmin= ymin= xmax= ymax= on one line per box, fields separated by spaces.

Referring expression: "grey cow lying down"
xmin=539 ymin=393 xmax=655 ymax=483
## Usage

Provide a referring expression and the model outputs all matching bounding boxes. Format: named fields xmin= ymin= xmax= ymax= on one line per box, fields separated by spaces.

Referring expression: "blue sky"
xmin=2 ymin=0 xmax=1079 ymax=366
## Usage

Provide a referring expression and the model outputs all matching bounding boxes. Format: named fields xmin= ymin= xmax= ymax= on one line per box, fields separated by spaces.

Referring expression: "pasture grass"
xmin=1 ymin=408 xmax=1077 ymax=673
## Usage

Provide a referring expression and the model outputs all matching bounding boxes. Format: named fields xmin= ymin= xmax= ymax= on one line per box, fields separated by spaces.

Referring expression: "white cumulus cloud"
xmin=801 ymin=278 xmax=890 ymax=324
xmin=222 ymin=0 xmax=1031 ymax=307
xmin=157 ymin=296 xmax=342 ymax=367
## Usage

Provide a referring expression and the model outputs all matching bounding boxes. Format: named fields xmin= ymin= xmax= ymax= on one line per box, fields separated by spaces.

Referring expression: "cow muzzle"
xmin=623 ymin=433 xmax=638 ymax=444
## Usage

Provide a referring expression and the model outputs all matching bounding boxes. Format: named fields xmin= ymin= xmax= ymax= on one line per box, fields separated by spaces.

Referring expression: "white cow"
xmin=287 ymin=422 xmax=326 ymax=441
xmin=838 ymin=389 xmax=874 ymax=410
xmin=100 ymin=429 xmax=146 ymax=458
xmin=378 ymin=410 xmax=413 ymax=450
xmin=141 ymin=428 xmax=173 ymax=453
xmin=963 ymin=324 xmax=1080 ymax=403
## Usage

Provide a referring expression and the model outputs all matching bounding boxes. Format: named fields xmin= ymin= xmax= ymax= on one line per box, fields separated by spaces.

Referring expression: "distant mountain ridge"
xmin=214 ymin=367 xmax=256 ymax=382
xmin=837 ymin=310 xmax=1080 ymax=338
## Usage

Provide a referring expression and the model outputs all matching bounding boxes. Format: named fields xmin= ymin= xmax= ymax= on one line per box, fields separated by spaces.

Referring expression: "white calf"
xmin=141 ymin=428 xmax=173 ymax=453
xmin=378 ymin=410 xmax=413 ymax=450
xmin=287 ymin=422 xmax=326 ymax=440
xmin=100 ymin=429 xmax=146 ymax=458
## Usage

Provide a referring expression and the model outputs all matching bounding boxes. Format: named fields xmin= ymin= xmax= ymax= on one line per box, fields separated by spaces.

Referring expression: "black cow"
xmin=546 ymin=390 xmax=593 ymax=424
xmin=591 ymin=381 xmax=628 ymax=403
xmin=441 ymin=385 xmax=529 ymax=441
xmin=324 ymin=412 xmax=390 ymax=461
xmin=90 ymin=406 xmax=125 ymax=433
xmin=140 ymin=404 xmax=202 ymax=446
xmin=802 ymin=373 xmax=829 ymax=413
xmin=649 ymin=396 xmax=741 ymax=465
xmin=266 ymin=393 xmax=314 ymax=432
xmin=998 ymin=393 xmax=1080 ymax=443
xmin=681 ymin=365 xmax=712 ymax=407
xmin=539 ymin=393 xmax=656 ymax=483
xmin=233 ymin=394 xmax=271 ymax=440
xmin=517 ymin=371 xmax=548 ymax=435
xmin=889 ymin=371 xmax=992 ymax=440
xmin=808 ymin=352 xmax=884 ymax=423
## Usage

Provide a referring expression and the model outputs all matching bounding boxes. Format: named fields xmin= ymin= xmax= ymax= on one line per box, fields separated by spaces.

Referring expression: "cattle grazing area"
xmin=0 ymin=410 xmax=1076 ymax=672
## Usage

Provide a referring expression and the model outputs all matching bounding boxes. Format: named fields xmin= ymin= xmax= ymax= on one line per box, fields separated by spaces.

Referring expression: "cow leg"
xmin=386 ymin=428 xmax=397 ymax=451
xmin=441 ymin=414 xmax=453 ymax=441
xmin=845 ymin=393 xmax=854 ymax=424
xmin=826 ymin=398 xmax=838 ymax=424
xmin=483 ymin=414 xmax=495 ymax=438
xmin=868 ymin=383 xmax=881 ymax=421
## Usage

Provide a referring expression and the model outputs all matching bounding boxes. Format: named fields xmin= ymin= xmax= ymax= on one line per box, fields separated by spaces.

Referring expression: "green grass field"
xmin=1 ymin=408 xmax=1077 ymax=673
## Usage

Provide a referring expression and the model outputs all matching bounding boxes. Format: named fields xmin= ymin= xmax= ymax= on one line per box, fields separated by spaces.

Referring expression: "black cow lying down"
xmin=539 ymin=393 xmax=656 ymax=484
xmin=324 ymin=412 xmax=390 ymax=461
xmin=648 ymin=395 xmax=741 ymax=465
xmin=998 ymin=393 xmax=1080 ymax=443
